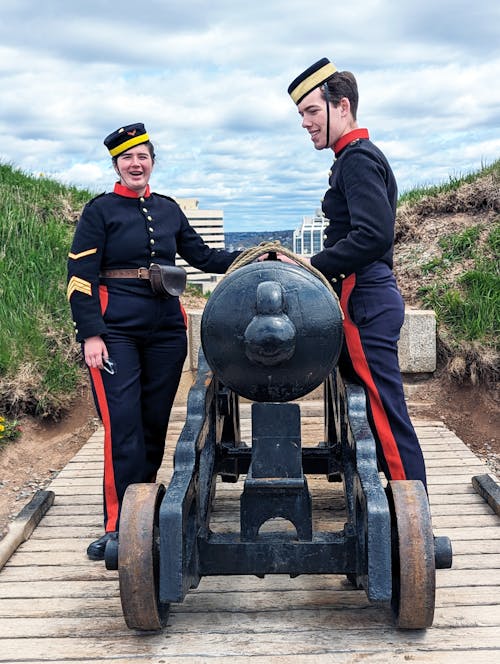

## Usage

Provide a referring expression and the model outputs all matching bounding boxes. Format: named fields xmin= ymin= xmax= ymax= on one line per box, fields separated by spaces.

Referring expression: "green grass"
xmin=438 ymin=226 xmax=481 ymax=261
xmin=0 ymin=164 xmax=91 ymax=417
xmin=398 ymin=158 xmax=500 ymax=206
xmin=418 ymin=225 xmax=499 ymax=347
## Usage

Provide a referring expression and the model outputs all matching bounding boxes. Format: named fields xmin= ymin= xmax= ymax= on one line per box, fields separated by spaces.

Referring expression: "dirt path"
xmin=0 ymin=388 xmax=98 ymax=539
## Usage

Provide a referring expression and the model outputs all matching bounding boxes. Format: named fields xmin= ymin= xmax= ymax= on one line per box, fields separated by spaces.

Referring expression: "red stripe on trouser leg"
xmin=89 ymin=367 xmax=120 ymax=531
xmin=91 ymin=283 xmax=119 ymax=531
xmin=340 ymin=274 xmax=407 ymax=480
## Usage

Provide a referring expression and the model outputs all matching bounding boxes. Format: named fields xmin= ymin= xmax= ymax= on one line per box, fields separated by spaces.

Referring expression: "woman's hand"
xmin=84 ymin=336 xmax=108 ymax=370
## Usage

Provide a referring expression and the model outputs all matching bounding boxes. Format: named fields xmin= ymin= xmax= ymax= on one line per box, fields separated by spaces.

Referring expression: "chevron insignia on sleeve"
xmin=68 ymin=248 xmax=98 ymax=260
xmin=67 ymin=276 xmax=92 ymax=300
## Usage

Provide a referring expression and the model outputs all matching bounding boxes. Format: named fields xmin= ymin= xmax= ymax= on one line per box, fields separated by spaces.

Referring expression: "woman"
xmin=67 ymin=123 xmax=240 ymax=560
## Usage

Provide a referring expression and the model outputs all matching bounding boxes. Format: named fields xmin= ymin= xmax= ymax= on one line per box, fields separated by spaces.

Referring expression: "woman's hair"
xmin=112 ymin=140 xmax=156 ymax=165
xmin=322 ymin=71 xmax=359 ymax=120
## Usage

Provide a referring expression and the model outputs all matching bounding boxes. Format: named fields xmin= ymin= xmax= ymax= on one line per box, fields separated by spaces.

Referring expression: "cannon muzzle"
xmin=201 ymin=260 xmax=343 ymax=402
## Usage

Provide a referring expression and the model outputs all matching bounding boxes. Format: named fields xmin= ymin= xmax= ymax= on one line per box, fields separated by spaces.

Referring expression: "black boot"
xmin=87 ymin=532 xmax=118 ymax=561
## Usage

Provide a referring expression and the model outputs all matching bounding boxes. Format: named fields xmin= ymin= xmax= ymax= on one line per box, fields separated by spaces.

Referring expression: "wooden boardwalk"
xmin=0 ymin=400 xmax=499 ymax=663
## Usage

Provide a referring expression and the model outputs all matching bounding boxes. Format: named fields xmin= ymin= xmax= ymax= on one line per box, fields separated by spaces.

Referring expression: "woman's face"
xmin=115 ymin=144 xmax=153 ymax=194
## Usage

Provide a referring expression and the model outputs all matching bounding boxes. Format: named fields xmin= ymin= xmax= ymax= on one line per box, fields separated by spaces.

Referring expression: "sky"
xmin=1 ymin=1 xmax=499 ymax=232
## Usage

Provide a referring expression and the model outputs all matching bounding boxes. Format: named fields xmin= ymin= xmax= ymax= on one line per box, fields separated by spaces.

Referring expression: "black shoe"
xmin=87 ymin=532 xmax=118 ymax=561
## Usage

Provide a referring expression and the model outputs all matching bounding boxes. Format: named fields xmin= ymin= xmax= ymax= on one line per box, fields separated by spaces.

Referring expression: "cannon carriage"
xmin=104 ymin=257 xmax=452 ymax=631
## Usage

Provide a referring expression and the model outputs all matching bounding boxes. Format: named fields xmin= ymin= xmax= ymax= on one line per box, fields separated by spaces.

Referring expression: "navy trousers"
xmin=88 ymin=286 xmax=187 ymax=532
xmin=339 ymin=263 xmax=427 ymax=489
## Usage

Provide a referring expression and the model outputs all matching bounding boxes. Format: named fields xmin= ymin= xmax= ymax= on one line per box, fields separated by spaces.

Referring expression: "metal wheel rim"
xmin=118 ymin=482 xmax=169 ymax=631
xmin=387 ymin=480 xmax=436 ymax=629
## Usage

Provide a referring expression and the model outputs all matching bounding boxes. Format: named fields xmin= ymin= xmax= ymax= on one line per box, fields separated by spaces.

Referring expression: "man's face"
xmin=297 ymin=87 xmax=344 ymax=150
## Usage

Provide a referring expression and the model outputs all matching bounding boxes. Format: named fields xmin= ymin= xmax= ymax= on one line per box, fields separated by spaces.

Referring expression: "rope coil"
xmin=226 ymin=242 xmax=342 ymax=312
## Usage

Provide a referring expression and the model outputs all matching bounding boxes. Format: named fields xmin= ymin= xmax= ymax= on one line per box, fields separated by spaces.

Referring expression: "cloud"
xmin=0 ymin=0 xmax=499 ymax=230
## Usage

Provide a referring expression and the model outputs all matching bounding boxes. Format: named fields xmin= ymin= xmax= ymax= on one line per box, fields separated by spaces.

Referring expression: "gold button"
xmin=75 ymin=329 xmax=78 ymax=334
xmin=151 ymin=251 xmax=156 ymax=256
xmin=147 ymin=216 xmax=152 ymax=221
xmin=149 ymin=227 xmax=154 ymax=232
xmin=150 ymin=239 xmax=155 ymax=245
xmin=140 ymin=197 xmax=145 ymax=202
xmin=143 ymin=208 xmax=148 ymax=213
xmin=328 ymin=169 xmax=332 ymax=176
xmin=340 ymin=273 xmax=345 ymax=279
xmin=331 ymin=277 xmax=337 ymax=283
xmin=323 ymin=234 xmax=327 ymax=239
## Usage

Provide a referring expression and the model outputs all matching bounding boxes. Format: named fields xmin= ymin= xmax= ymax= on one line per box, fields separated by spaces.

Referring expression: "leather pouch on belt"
xmin=149 ymin=264 xmax=187 ymax=297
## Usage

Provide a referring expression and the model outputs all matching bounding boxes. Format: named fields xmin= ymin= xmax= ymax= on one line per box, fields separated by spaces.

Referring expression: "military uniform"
xmin=289 ymin=60 xmax=427 ymax=489
xmin=68 ymin=161 xmax=239 ymax=535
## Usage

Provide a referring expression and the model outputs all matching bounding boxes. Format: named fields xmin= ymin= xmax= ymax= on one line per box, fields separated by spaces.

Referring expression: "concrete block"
xmin=398 ymin=308 xmax=436 ymax=373
xmin=183 ymin=310 xmax=203 ymax=371
xmin=184 ymin=307 xmax=436 ymax=375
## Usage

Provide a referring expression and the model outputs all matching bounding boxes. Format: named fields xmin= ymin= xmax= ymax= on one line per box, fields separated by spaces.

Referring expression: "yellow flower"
xmin=0 ymin=424 xmax=4 ymax=432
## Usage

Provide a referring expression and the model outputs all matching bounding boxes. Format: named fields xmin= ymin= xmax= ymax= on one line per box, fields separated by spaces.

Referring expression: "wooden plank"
xmin=434 ymin=526 xmax=500 ymax=540
xmin=1 ymin=602 xmax=500 ymax=639
xmin=430 ymin=514 xmax=499 ymax=527
xmin=1 ymin=414 xmax=499 ymax=663
xmin=450 ymin=539 xmax=500 ymax=554
xmin=448 ymin=553 xmax=500 ymax=569
xmin=0 ymin=585 xmax=498 ymax=622
xmin=0 ymin=626 xmax=499 ymax=661
xmin=428 ymin=503 xmax=495 ymax=515
xmin=6 ymin=654 xmax=500 ymax=664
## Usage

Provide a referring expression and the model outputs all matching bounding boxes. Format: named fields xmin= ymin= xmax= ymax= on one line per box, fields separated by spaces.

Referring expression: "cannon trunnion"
xmin=105 ymin=259 xmax=452 ymax=632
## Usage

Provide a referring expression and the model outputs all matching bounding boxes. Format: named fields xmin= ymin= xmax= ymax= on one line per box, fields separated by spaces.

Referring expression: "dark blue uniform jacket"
xmin=311 ymin=137 xmax=397 ymax=284
xmin=67 ymin=187 xmax=239 ymax=342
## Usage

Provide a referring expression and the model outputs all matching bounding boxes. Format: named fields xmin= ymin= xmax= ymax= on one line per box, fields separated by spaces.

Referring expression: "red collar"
xmin=333 ymin=128 xmax=369 ymax=156
xmin=114 ymin=182 xmax=151 ymax=198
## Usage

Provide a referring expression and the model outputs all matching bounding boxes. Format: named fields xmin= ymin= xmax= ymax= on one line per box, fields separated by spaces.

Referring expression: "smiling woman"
xmin=66 ymin=122 xmax=242 ymax=560
xmin=112 ymin=144 xmax=154 ymax=196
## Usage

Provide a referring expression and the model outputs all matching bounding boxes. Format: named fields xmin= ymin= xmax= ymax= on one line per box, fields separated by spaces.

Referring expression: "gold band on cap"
xmin=290 ymin=62 xmax=337 ymax=104
xmin=109 ymin=132 xmax=150 ymax=157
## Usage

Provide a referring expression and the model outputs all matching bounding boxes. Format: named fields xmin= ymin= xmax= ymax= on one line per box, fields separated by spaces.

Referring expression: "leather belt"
xmin=100 ymin=268 xmax=150 ymax=280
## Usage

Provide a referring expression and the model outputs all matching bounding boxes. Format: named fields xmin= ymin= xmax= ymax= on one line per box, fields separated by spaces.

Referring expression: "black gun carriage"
xmin=104 ymin=255 xmax=452 ymax=631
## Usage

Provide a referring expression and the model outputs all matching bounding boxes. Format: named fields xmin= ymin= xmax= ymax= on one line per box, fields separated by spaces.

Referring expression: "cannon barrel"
xmin=201 ymin=260 xmax=343 ymax=402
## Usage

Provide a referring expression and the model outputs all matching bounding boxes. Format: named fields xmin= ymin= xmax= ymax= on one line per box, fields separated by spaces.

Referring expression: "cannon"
xmin=104 ymin=257 xmax=452 ymax=631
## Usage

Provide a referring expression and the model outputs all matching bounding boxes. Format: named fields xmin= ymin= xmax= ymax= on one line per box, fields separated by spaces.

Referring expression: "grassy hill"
xmin=0 ymin=164 xmax=91 ymax=419
xmin=393 ymin=160 xmax=499 ymax=386
xmin=0 ymin=160 xmax=498 ymax=422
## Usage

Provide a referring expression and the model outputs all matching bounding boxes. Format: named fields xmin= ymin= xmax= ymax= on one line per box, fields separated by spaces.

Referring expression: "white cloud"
xmin=0 ymin=0 xmax=499 ymax=230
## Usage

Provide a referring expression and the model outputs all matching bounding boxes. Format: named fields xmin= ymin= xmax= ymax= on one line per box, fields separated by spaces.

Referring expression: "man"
xmin=288 ymin=58 xmax=427 ymax=488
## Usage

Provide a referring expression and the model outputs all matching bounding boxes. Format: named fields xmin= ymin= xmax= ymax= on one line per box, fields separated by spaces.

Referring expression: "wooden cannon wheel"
xmin=118 ymin=482 xmax=169 ymax=631
xmin=386 ymin=480 xmax=436 ymax=629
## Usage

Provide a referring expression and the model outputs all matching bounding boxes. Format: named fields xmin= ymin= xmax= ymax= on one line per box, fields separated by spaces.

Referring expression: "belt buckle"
xmin=138 ymin=267 xmax=149 ymax=280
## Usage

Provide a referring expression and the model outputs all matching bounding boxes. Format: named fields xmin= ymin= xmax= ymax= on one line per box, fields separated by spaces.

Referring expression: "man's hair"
xmin=322 ymin=71 xmax=359 ymax=120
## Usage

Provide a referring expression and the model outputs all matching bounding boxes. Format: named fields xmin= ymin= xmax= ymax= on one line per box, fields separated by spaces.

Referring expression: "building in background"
xmin=175 ymin=198 xmax=226 ymax=293
xmin=292 ymin=208 xmax=328 ymax=257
